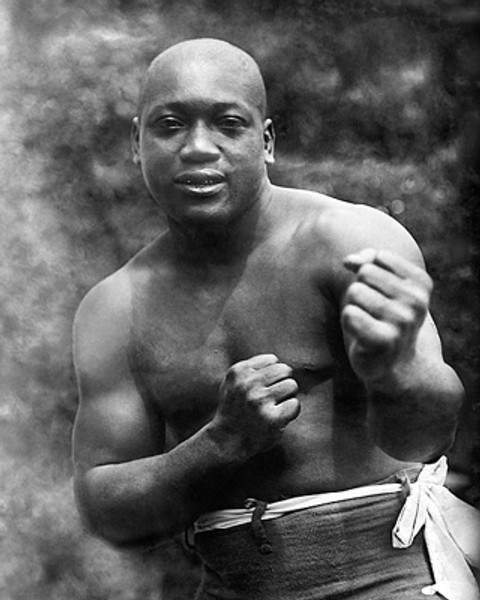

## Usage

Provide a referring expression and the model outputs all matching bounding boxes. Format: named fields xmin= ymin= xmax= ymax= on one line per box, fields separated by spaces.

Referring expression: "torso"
xmin=125 ymin=187 xmax=416 ymax=507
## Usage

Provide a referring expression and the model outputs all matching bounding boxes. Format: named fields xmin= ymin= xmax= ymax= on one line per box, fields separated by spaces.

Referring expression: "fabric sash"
xmin=194 ymin=457 xmax=480 ymax=600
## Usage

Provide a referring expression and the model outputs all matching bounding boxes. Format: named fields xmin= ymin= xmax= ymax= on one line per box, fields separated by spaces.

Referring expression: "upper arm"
xmin=72 ymin=273 xmax=164 ymax=476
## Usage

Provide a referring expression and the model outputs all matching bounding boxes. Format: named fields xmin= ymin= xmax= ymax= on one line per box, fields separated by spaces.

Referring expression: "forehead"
xmin=141 ymin=54 xmax=264 ymax=117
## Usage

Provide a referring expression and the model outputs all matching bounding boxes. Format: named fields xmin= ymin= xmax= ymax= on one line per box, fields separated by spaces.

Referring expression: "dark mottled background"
xmin=1 ymin=1 xmax=479 ymax=598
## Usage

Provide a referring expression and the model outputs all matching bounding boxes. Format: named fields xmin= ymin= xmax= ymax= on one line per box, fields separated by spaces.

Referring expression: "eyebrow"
xmin=146 ymin=100 xmax=252 ymax=120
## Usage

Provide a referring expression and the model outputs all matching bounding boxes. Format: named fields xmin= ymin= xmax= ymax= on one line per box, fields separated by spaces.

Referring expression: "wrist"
xmin=365 ymin=348 xmax=422 ymax=396
xmin=204 ymin=418 xmax=256 ymax=465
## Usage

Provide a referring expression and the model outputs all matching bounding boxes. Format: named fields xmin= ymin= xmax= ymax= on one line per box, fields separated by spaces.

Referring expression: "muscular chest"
xmin=130 ymin=257 xmax=342 ymax=440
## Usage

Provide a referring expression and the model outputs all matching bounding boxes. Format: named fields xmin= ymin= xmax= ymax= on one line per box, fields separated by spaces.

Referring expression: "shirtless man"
xmin=72 ymin=39 xmax=469 ymax=599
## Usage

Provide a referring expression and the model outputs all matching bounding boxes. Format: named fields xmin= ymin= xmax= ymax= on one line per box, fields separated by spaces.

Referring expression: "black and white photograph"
xmin=1 ymin=1 xmax=479 ymax=599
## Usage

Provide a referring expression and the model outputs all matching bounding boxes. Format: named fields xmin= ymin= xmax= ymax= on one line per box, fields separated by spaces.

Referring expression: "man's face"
xmin=132 ymin=55 xmax=274 ymax=226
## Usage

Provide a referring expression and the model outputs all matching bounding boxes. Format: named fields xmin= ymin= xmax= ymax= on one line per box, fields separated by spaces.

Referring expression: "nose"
xmin=179 ymin=121 xmax=220 ymax=163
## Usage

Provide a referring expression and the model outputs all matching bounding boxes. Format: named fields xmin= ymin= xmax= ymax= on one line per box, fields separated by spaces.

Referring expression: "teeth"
xmin=185 ymin=179 xmax=215 ymax=186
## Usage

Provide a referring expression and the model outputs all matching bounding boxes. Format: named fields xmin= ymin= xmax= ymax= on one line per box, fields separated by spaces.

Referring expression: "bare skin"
xmin=72 ymin=39 xmax=464 ymax=548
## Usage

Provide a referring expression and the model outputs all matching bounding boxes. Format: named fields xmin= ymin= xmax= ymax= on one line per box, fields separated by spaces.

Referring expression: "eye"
xmin=154 ymin=116 xmax=185 ymax=132
xmin=217 ymin=116 xmax=246 ymax=131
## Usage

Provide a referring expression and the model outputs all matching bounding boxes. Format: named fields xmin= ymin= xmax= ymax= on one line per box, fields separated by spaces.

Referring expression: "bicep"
xmin=72 ymin=281 xmax=165 ymax=474
xmin=72 ymin=382 xmax=165 ymax=471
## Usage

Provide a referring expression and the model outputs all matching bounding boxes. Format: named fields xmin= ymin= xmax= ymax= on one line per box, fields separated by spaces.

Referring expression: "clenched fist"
xmin=342 ymin=248 xmax=433 ymax=384
xmin=213 ymin=354 xmax=300 ymax=456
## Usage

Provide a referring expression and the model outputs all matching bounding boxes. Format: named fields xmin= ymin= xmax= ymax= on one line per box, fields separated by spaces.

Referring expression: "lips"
xmin=174 ymin=169 xmax=226 ymax=197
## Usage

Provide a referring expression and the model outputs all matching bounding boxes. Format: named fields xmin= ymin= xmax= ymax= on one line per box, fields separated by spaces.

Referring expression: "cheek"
xmin=140 ymin=144 xmax=173 ymax=181
xmin=140 ymin=159 xmax=173 ymax=204
xmin=228 ymin=136 xmax=266 ymax=171
xmin=142 ymin=139 xmax=169 ymax=163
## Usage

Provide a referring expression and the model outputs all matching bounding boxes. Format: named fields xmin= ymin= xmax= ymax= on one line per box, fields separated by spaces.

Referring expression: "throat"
xmin=168 ymin=187 xmax=274 ymax=266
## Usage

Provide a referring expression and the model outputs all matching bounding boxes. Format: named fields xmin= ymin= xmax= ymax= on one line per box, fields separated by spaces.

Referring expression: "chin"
xmin=182 ymin=208 xmax=236 ymax=229
xmin=176 ymin=197 xmax=240 ymax=226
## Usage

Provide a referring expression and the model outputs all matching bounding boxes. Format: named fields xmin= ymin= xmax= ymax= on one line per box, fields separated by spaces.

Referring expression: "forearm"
xmin=75 ymin=420 xmax=249 ymax=547
xmin=367 ymin=353 xmax=464 ymax=462
xmin=74 ymin=354 xmax=299 ymax=547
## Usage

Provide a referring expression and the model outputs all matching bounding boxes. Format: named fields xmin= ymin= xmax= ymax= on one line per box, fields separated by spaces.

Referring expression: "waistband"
xmin=192 ymin=456 xmax=480 ymax=600
xmin=194 ymin=479 xmax=407 ymax=533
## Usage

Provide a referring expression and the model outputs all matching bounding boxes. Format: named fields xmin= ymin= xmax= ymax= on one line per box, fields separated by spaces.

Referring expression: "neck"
xmin=167 ymin=180 xmax=274 ymax=265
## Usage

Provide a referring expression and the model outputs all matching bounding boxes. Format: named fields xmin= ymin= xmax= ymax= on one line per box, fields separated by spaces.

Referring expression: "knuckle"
xmin=342 ymin=303 xmax=361 ymax=324
xmin=369 ymin=322 xmax=395 ymax=346
xmin=395 ymin=306 xmax=415 ymax=327
xmin=357 ymin=263 xmax=375 ymax=281
xmin=403 ymin=281 xmax=429 ymax=312
xmin=277 ymin=361 xmax=292 ymax=373
xmin=285 ymin=377 xmax=299 ymax=394
xmin=224 ymin=369 xmax=255 ymax=397
xmin=398 ymin=308 xmax=416 ymax=331
xmin=376 ymin=248 xmax=388 ymax=262
xmin=246 ymin=385 xmax=265 ymax=403
xmin=424 ymin=274 xmax=433 ymax=294
xmin=410 ymin=290 xmax=429 ymax=314
xmin=290 ymin=396 xmax=300 ymax=409
xmin=226 ymin=362 xmax=243 ymax=381
xmin=386 ymin=324 xmax=401 ymax=346
xmin=280 ymin=397 xmax=301 ymax=423
xmin=417 ymin=280 xmax=433 ymax=306
xmin=277 ymin=364 xmax=294 ymax=380
xmin=268 ymin=362 xmax=282 ymax=376
xmin=240 ymin=374 xmax=257 ymax=394
xmin=290 ymin=397 xmax=301 ymax=415
xmin=259 ymin=404 xmax=276 ymax=424
xmin=420 ymin=284 xmax=431 ymax=304
xmin=412 ymin=268 xmax=433 ymax=292
xmin=346 ymin=281 xmax=363 ymax=301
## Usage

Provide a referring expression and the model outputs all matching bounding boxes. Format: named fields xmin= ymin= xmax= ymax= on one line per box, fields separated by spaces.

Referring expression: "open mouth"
xmin=174 ymin=169 xmax=226 ymax=197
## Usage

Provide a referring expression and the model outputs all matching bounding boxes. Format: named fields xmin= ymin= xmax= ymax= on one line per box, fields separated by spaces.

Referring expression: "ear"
xmin=131 ymin=117 xmax=141 ymax=165
xmin=263 ymin=118 xmax=275 ymax=165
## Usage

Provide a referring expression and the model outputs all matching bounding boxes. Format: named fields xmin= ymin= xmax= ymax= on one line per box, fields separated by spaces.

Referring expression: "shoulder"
xmin=73 ymin=267 xmax=133 ymax=377
xmin=275 ymin=185 xmax=423 ymax=263
xmin=273 ymin=186 xmax=425 ymax=297
xmin=73 ymin=235 xmax=169 ymax=364
xmin=74 ymin=228 xmax=173 ymax=349
xmin=322 ymin=201 xmax=423 ymax=264
xmin=75 ymin=262 xmax=133 ymax=329
xmin=75 ymin=232 xmax=170 ymax=329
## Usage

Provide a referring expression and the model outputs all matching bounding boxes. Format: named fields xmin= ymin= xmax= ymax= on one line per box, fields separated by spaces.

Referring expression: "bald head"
xmin=137 ymin=38 xmax=267 ymax=120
